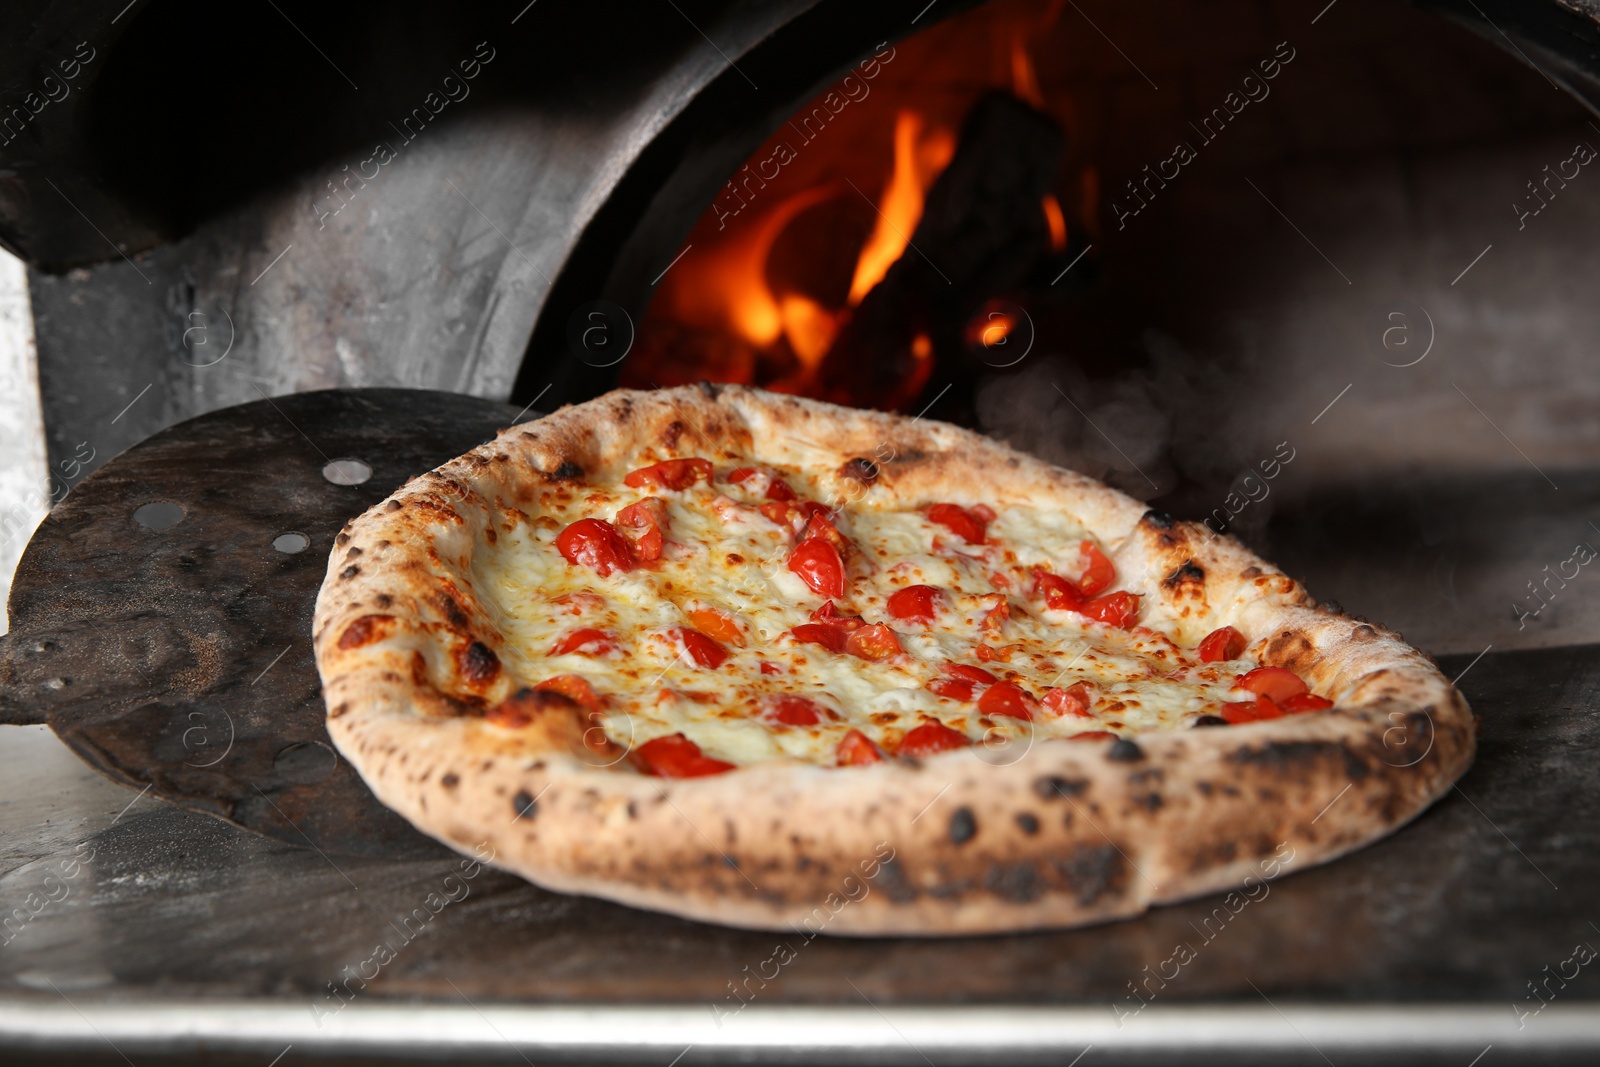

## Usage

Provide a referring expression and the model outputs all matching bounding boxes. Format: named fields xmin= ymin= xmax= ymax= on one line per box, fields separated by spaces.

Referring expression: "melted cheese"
xmin=474 ymin=462 xmax=1253 ymax=766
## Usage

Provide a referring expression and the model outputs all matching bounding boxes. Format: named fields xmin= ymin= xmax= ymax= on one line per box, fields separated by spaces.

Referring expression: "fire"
xmin=629 ymin=0 xmax=1080 ymax=406
xmin=662 ymin=183 xmax=841 ymax=352
xmin=1010 ymin=32 xmax=1045 ymax=109
xmin=1041 ymin=194 xmax=1066 ymax=252
xmin=847 ymin=111 xmax=955 ymax=305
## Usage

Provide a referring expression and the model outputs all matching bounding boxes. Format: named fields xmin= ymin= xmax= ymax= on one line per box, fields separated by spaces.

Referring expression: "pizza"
xmin=312 ymin=384 xmax=1474 ymax=935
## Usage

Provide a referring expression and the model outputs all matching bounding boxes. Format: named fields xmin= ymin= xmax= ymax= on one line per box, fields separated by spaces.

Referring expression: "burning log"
xmin=817 ymin=90 xmax=1066 ymax=412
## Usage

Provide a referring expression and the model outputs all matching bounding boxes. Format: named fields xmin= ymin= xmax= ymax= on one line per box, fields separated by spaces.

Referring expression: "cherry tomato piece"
xmin=623 ymin=458 xmax=713 ymax=490
xmin=1078 ymin=591 xmax=1141 ymax=628
xmin=761 ymin=694 xmax=833 ymax=726
xmin=615 ymin=496 xmax=669 ymax=562
xmin=927 ymin=503 xmax=989 ymax=545
xmin=897 ymin=721 xmax=971 ymax=758
xmin=1198 ymin=625 xmax=1248 ymax=663
xmin=665 ymin=627 xmax=728 ymax=669
xmin=1076 ymin=541 xmax=1116 ymax=597
xmin=550 ymin=628 xmax=617 ymax=657
xmin=1033 ymin=569 xmax=1082 ymax=611
xmin=977 ymin=680 xmax=1037 ymax=720
xmin=533 ymin=674 xmax=604 ymax=709
xmin=633 ymin=733 xmax=736 ymax=777
xmin=836 ymin=728 xmax=886 ymax=766
xmin=1279 ymin=693 xmax=1334 ymax=714
xmin=845 ymin=623 xmax=902 ymax=661
xmin=556 ymin=518 xmax=633 ymax=577
xmin=760 ymin=499 xmax=830 ymax=533
xmin=686 ymin=607 xmax=745 ymax=646
xmin=791 ymin=623 xmax=848 ymax=653
xmin=1233 ymin=666 xmax=1308 ymax=702
xmin=1067 ymin=730 xmax=1119 ymax=741
xmin=946 ymin=663 xmax=999 ymax=685
xmin=810 ymin=600 xmax=861 ymax=627
xmin=766 ymin=478 xmax=796 ymax=501
xmin=926 ymin=678 xmax=976 ymax=701
xmin=788 ymin=537 xmax=846 ymax=598
xmin=1042 ymin=681 xmax=1094 ymax=718
xmin=1220 ymin=696 xmax=1285 ymax=724
xmin=887 ymin=584 xmax=943 ymax=624
xmin=726 ymin=467 xmax=758 ymax=483
xmin=979 ymin=593 xmax=1011 ymax=632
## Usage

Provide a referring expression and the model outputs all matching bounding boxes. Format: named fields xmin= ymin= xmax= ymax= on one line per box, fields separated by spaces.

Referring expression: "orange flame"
xmin=1010 ymin=33 xmax=1045 ymax=109
xmin=662 ymin=183 xmax=840 ymax=348
xmin=847 ymin=111 xmax=955 ymax=305
xmin=1041 ymin=194 xmax=1066 ymax=252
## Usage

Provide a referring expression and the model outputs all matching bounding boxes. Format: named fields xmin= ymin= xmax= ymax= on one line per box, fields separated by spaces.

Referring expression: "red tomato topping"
xmin=927 ymin=503 xmax=990 ymax=545
xmin=760 ymin=694 xmax=834 ymax=726
xmin=811 ymin=601 xmax=864 ymax=629
xmin=1079 ymin=591 xmax=1141 ymax=628
xmin=887 ymin=584 xmax=943 ymax=624
xmin=1033 ymin=568 xmax=1083 ymax=611
xmin=555 ymin=518 xmax=633 ymax=577
xmin=686 ymin=607 xmax=745 ymax=646
xmin=633 ymin=733 xmax=736 ymax=777
xmin=788 ymin=537 xmax=846 ymax=598
xmin=1076 ymin=541 xmax=1116 ymax=597
xmin=1198 ymin=625 xmax=1248 ymax=663
xmin=983 ymin=592 xmax=1012 ymax=627
xmin=759 ymin=660 xmax=783 ymax=675
xmin=1233 ymin=666 xmax=1308 ymax=703
xmin=897 ymin=720 xmax=971 ymax=758
xmin=799 ymin=511 xmax=846 ymax=549
xmin=790 ymin=623 xmax=847 ymax=653
xmin=727 ymin=466 xmax=796 ymax=500
xmin=836 ymin=728 xmax=886 ymax=766
xmin=845 ymin=623 xmax=903 ymax=661
xmin=550 ymin=628 xmax=617 ymax=657
xmin=615 ymin=496 xmax=669 ymax=562
xmin=1221 ymin=697 xmax=1285 ymax=724
xmin=926 ymin=677 xmax=976 ymax=701
xmin=759 ymin=499 xmax=827 ymax=533
xmin=977 ymin=679 xmax=1037 ymax=720
xmin=533 ymin=674 xmax=603 ymax=709
xmin=623 ymin=458 xmax=713 ymax=491
xmin=946 ymin=663 xmax=999 ymax=685
xmin=665 ymin=627 xmax=729 ymax=669
xmin=1067 ymin=730 xmax=1119 ymax=742
xmin=1279 ymin=693 xmax=1334 ymax=714
xmin=1042 ymin=681 xmax=1094 ymax=718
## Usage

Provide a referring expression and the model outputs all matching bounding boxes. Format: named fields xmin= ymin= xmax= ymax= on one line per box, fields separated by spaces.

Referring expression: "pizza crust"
xmin=312 ymin=384 xmax=1474 ymax=936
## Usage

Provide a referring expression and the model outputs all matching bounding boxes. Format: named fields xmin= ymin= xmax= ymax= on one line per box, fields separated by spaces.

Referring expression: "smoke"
xmin=975 ymin=354 xmax=1174 ymax=499
xmin=974 ymin=330 xmax=1282 ymax=541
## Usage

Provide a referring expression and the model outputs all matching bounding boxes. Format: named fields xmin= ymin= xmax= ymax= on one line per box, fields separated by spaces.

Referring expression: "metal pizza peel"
xmin=0 ymin=388 xmax=528 ymax=859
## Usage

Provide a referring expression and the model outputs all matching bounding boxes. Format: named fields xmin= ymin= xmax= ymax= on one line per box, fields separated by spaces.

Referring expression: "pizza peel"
xmin=0 ymin=388 xmax=529 ymax=859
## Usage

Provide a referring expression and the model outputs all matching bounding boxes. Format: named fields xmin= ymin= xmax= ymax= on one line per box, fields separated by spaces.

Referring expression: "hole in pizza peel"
xmin=272 ymin=531 xmax=310 ymax=554
xmin=322 ymin=458 xmax=372 ymax=486
xmin=132 ymin=501 xmax=186 ymax=530
xmin=274 ymin=741 xmax=338 ymax=784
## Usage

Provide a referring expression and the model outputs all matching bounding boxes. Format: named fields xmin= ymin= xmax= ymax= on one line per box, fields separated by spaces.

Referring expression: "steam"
xmin=975 ymin=331 xmax=1283 ymax=541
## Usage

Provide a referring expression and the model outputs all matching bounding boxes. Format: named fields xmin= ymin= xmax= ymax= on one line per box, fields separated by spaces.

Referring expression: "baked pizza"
xmin=313 ymin=384 xmax=1474 ymax=935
